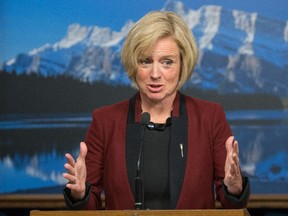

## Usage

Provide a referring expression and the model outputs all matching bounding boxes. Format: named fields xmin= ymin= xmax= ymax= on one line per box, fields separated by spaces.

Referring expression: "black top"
xmin=143 ymin=120 xmax=172 ymax=209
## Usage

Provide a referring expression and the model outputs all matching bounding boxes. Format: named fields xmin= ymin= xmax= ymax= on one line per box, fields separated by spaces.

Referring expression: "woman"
xmin=63 ymin=11 xmax=250 ymax=210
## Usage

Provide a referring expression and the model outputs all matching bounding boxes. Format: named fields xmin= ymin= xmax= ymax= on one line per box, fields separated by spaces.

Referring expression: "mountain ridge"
xmin=2 ymin=0 xmax=288 ymax=96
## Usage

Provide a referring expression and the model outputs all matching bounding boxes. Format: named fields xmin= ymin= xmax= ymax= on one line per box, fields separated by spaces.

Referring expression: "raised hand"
xmin=224 ymin=136 xmax=243 ymax=195
xmin=63 ymin=142 xmax=88 ymax=201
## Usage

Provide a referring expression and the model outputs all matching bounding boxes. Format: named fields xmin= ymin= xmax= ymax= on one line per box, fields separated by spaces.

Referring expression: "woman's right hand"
xmin=63 ymin=142 xmax=88 ymax=201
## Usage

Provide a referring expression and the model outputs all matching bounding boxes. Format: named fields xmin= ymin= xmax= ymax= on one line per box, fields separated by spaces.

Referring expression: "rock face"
xmin=2 ymin=0 xmax=288 ymax=96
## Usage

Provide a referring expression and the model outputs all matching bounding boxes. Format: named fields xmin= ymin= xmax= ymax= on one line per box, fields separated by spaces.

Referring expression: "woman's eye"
xmin=139 ymin=58 xmax=152 ymax=65
xmin=163 ymin=59 xmax=173 ymax=66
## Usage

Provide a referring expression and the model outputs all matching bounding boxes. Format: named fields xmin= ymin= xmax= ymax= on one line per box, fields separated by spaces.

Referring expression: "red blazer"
xmin=66 ymin=92 xmax=250 ymax=209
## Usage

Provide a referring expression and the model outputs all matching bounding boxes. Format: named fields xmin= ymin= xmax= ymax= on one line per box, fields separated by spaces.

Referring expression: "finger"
xmin=65 ymin=153 xmax=76 ymax=167
xmin=232 ymin=153 xmax=239 ymax=166
xmin=230 ymin=154 xmax=241 ymax=175
xmin=232 ymin=140 xmax=239 ymax=156
xmin=232 ymin=152 xmax=240 ymax=174
xmin=64 ymin=163 xmax=75 ymax=175
xmin=66 ymin=180 xmax=78 ymax=190
xmin=77 ymin=142 xmax=88 ymax=162
xmin=225 ymin=136 xmax=234 ymax=153
xmin=63 ymin=173 xmax=77 ymax=184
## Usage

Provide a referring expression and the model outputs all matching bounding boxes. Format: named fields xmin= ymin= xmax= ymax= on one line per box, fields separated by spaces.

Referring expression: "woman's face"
xmin=135 ymin=37 xmax=181 ymax=104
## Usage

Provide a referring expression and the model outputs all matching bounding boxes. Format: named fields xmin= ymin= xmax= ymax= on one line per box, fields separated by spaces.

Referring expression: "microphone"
xmin=135 ymin=112 xmax=150 ymax=210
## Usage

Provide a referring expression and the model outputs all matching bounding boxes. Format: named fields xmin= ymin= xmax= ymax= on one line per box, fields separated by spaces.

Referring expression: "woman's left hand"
xmin=224 ymin=136 xmax=243 ymax=196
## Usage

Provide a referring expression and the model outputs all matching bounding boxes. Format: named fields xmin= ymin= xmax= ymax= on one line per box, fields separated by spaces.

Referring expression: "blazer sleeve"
xmin=83 ymin=109 xmax=107 ymax=209
xmin=212 ymin=104 xmax=250 ymax=208
xmin=222 ymin=176 xmax=251 ymax=207
xmin=63 ymin=183 xmax=92 ymax=210
xmin=63 ymin=109 xmax=106 ymax=210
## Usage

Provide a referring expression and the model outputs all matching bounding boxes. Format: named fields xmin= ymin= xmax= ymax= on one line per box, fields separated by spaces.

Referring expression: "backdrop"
xmin=0 ymin=0 xmax=288 ymax=195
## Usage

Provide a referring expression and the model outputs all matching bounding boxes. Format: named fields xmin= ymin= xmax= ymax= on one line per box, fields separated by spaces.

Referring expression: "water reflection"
xmin=232 ymin=125 xmax=288 ymax=181
xmin=0 ymin=127 xmax=87 ymax=193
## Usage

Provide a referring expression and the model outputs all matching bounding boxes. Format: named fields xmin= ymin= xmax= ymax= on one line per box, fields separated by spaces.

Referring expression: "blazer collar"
xmin=126 ymin=92 xmax=188 ymax=209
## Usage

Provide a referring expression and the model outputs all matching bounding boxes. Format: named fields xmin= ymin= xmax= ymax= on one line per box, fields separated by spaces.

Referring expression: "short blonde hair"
xmin=122 ymin=11 xmax=198 ymax=89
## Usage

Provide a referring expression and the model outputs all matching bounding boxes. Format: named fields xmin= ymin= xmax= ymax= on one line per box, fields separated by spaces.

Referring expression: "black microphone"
xmin=135 ymin=112 xmax=150 ymax=210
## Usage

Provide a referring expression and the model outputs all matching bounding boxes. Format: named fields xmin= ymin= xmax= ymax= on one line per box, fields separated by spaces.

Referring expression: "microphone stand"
xmin=135 ymin=112 xmax=150 ymax=210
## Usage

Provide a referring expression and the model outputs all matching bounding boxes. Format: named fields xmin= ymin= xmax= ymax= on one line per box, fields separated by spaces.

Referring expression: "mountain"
xmin=2 ymin=0 xmax=288 ymax=96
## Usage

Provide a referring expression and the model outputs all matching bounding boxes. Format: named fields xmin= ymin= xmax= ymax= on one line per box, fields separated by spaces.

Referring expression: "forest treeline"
xmin=0 ymin=70 xmax=283 ymax=114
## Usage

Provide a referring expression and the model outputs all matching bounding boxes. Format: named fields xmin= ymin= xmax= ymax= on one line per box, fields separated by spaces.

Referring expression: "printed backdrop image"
xmin=0 ymin=0 xmax=288 ymax=195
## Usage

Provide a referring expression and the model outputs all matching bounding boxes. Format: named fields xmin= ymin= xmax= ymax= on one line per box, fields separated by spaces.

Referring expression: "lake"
xmin=0 ymin=110 xmax=287 ymax=194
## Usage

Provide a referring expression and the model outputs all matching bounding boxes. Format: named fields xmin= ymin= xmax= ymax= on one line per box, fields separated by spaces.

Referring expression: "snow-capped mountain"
xmin=2 ymin=0 xmax=288 ymax=96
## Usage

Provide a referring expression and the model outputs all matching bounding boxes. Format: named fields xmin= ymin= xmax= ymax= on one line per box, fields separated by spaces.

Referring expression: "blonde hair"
xmin=122 ymin=11 xmax=198 ymax=89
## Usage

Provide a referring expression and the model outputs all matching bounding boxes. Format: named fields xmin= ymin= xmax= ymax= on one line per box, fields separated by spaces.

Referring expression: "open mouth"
xmin=148 ymin=84 xmax=163 ymax=92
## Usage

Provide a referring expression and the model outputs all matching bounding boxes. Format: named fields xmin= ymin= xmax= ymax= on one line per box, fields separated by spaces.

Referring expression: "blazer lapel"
xmin=169 ymin=93 xmax=188 ymax=208
xmin=125 ymin=92 xmax=188 ymax=209
xmin=126 ymin=93 xmax=142 ymax=199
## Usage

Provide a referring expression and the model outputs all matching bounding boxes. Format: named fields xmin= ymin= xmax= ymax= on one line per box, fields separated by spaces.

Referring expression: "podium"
xmin=30 ymin=209 xmax=250 ymax=216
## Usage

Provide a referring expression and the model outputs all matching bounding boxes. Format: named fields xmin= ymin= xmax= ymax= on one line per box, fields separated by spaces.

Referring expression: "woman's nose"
xmin=150 ymin=64 xmax=161 ymax=79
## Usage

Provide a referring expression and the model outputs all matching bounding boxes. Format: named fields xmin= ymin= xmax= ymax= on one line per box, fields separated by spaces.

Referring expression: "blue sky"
xmin=1 ymin=0 xmax=288 ymax=62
